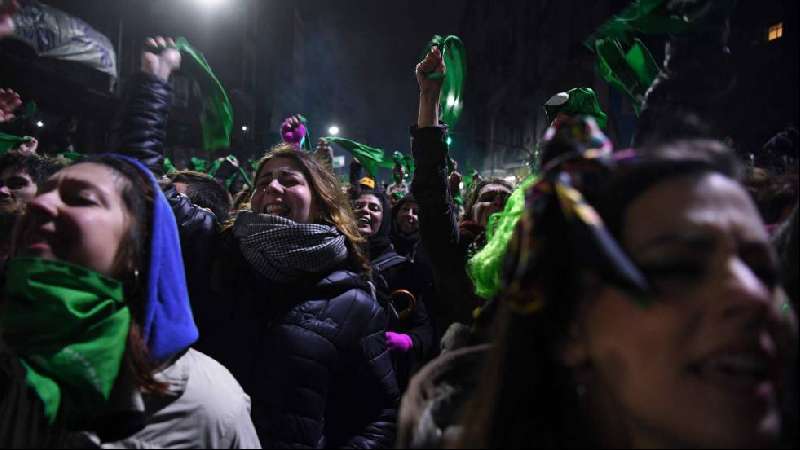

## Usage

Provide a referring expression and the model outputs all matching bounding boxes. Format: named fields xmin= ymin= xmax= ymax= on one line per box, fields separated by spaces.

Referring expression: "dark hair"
xmin=459 ymin=140 xmax=749 ymax=448
xmin=78 ymin=156 xmax=166 ymax=395
xmin=169 ymin=170 xmax=232 ymax=222
xmin=465 ymin=178 xmax=514 ymax=219
xmin=0 ymin=152 xmax=65 ymax=186
xmin=253 ymin=144 xmax=371 ymax=274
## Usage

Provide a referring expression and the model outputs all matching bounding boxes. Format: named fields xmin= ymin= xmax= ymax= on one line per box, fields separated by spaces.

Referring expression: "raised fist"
xmin=142 ymin=36 xmax=181 ymax=82
xmin=415 ymin=46 xmax=445 ymax=96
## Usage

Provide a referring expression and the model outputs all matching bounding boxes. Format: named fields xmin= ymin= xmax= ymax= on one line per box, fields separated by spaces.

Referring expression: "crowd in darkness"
xmin=0 ymin=0 xmax=798 ymax=448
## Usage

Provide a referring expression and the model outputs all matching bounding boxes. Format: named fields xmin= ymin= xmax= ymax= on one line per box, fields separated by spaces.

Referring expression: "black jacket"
xmin=116 ymin=72 xmax=399 ymax=448
xmin=371 ymin=248 xmax=434 ymax=392
xmin=410 ymin=126 xmax=481 ymax=328
xmin=361 ymin=190 xmax=434 ymax=391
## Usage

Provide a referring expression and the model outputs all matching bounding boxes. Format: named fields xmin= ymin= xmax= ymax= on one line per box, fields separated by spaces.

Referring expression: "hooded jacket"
xmin=116 ymin=72 xmax=399 ymax=448
xmin=354 ymin=185 xmax=435 ymax=391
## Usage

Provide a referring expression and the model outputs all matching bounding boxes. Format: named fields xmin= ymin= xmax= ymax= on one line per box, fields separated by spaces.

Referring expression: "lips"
xmin=19 ymin=228 xmax=56 ymax=258
xmin=358 ymin=215 xmax=372 ymax=227
xmin=689 ymin=342 xmax=779 ymax=396
xmin=264 ymin=204 xmax=289 ymax=216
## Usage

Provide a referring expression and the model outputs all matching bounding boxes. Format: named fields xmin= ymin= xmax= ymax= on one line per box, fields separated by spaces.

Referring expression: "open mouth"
xmin=358 ymin=215 xmax=372 ymax=227
xmin=264 ymin=204 xmax=289 ymax=216
xmin=689 ymin=351 xmax=776 ymax=393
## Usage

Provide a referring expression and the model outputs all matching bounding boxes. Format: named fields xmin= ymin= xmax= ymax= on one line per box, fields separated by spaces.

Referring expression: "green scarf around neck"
xmin=0 ymin=258 xmax=131 ymax=426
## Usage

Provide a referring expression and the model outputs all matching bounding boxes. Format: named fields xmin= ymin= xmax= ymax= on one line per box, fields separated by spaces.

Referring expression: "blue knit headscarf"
xmin=106 ymin=154 xmax=199 ymax=362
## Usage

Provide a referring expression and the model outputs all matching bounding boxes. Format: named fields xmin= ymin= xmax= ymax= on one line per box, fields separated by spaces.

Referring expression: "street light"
xmin=328 ymin=126 xmax=341 ymax=136
xmin=241 ymin=125 xmax=249 ymax=132
xmin=35 ymin=121 xmax=44 ymax=128
xmin=194 ymin=0 xmax=226 ymax=7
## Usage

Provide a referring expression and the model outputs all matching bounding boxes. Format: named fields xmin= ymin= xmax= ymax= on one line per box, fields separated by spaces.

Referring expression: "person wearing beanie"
xmin=0 ymin=155 xmax=260 ymax=448
xmin=352 ymin=178 xmax=435 ymax=392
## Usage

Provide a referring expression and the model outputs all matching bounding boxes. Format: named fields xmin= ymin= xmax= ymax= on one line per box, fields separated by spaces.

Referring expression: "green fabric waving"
xmin=593 ymin=37 xmax=660 ymax=114
xmin=392 ymin=151 xmax=415 ymax=178
xmin=175 ymin=37 xmax=233 ymax=152
xmin=0 ymin=258 xmax=130 ymax=426
xmin=325 ymin=137 xmax=394 ymax=178
xmin=424 ymin=35 xmax=467 ymax=128
xmin=0 ymin=132 xmax=30 ymax=155
xmin=584 ymin=0 xmax=690 ymax=114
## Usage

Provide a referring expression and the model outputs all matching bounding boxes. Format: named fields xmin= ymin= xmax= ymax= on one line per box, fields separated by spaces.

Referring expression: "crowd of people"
xmin=1 ymin=1 xmax=799 ymax=448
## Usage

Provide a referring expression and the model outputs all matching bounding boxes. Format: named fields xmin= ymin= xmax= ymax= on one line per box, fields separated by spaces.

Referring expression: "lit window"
xmin=768 ymin=22 xmax=783 ymax=41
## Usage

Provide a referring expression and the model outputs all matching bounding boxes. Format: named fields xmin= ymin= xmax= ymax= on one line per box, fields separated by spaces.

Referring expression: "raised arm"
xmin=116 ymin=37 xmax=181 ymax=176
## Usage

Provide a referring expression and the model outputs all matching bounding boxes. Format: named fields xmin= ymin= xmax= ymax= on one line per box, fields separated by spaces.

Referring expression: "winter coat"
xmin=391 ymin=197 xmax=445 ymax=347
xmin=371 ymin=248 xmax=435 ymax=392
xmin=71 ymin=349 xmax=261 ymax=449
xmin=410 ymin=126 xmax=483 ymax=329
xmin=116 ymin=72 xmax=399 ymax=448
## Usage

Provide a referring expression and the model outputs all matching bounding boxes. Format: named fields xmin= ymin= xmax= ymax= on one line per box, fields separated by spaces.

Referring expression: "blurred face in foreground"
xmin=563 ymin=172 xmax=797 ymax=448
xmin=13 ymin=163 xmax=132 ymax=277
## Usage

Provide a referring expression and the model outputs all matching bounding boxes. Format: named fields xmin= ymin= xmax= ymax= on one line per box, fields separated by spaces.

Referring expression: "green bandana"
xmin=0 ymin=258 xmax=131 ymax=426
xmin=423 ymin=35 xmax=467 ymax=128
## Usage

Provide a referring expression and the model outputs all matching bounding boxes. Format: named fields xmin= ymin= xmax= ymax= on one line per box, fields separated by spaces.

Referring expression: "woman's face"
xmin=472 ymin=183 xmax=512 ymax=227
xmin=13 ymin=163 xmax=132 ymax=278
xmin=396 ymin=201 xmax=420 ymax=235
xmin=251 ymin=157 xmax=315 ymax=224
xmin=566 ymin=173 xmax=797 ymax=449
xmin=354 ymin=193 xmax=384 ymax=237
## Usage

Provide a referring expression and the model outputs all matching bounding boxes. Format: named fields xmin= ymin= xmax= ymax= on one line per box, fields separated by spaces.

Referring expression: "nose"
xmin=0 ymin=185 xmax=11 ymax=198
xmin=719 ymin=257 xmax=772 ymax=320
xmin=26 ymin=191 xmax=60 ymax=220
xmin=266 ymin=178 xmax=284 ymax=194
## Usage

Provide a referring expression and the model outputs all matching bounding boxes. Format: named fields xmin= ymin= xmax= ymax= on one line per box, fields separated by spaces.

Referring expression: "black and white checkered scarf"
xmin=233 ymin=211 xmax=349 ymax=283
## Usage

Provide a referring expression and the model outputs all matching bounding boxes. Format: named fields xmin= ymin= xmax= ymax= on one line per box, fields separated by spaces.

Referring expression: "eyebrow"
xmin=256 ymin=169 xmax=304 ymax=183
xmin=50 ymin=177 xmax=112 ymax=208
xmin=634 ymin=231 xmax=718 ymax=255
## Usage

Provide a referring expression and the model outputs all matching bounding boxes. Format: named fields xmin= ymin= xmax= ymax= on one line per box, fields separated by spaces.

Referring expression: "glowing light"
xmin=446 ymin=94 xmax=456 ymax=107
xmin=35 ymin=121 xmax=45 ymax=128
xmin=194 ymin=0 xmax=226 ymax=7
xmin=768 ymin=22 xmax=783 ymax=41
xmin=446 ymin=136 xmax=453 ymax=147
xmin=328 ymin=126 xmax=341 ymax=136
xmin=241 ymin=125 xmax=249 ymax=132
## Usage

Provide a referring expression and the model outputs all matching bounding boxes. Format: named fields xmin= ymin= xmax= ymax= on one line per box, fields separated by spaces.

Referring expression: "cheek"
xmin=583 ymin=293 xmax=697 ymax=416
xmin=67 ymin=209 xmax=129 ymax=276
xmin=286 ymin=186 xmax=314 ymax=220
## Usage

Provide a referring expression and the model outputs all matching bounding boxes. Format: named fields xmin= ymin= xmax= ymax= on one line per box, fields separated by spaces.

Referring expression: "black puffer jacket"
xmin=116 ymin=72 xmax=399 ymax=448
